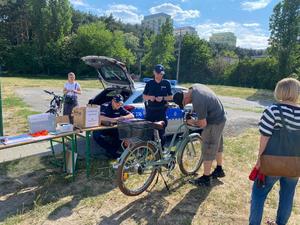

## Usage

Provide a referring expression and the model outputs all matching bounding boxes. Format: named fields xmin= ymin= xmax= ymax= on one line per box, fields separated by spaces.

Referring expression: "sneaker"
xmin=189 ymin=175 xmax=212 ymax=187
xmin=211 ymin=167 xmax=225 ymax=179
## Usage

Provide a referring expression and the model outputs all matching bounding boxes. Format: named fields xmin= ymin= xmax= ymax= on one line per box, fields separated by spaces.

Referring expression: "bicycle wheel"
xmin=117 ymin=142 xmax=160 ymax=196
xmin=178 ymin=135 xmax=203 ymax=175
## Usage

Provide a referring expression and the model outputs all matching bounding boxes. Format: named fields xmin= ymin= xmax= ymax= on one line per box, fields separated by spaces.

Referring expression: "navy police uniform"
xmin=143 ymin=78 xmax=172 ymax=146
xmin=93 ymin=101 xmax=130 ymax=158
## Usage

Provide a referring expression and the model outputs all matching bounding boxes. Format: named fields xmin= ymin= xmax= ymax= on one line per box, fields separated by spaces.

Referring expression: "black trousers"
xmin=63 ymin=100 xmax=78 ymax=123
xmin=145 ymin=107 xmax=168 ymax=147
xmin=93 ymin=128 xmax=122 ymax=158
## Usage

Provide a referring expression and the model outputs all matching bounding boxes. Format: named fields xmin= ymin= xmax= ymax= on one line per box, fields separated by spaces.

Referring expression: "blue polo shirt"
xmin=143 ymin=79 xmax=172 ymax=109
xmin=100 ymin=102 xmax=130 ymax=118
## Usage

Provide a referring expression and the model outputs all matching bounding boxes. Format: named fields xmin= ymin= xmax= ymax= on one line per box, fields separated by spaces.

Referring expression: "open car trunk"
xmin=81 ymin=56 xmax=135 ymax=91
xmin=81 ymin=56 xmax=134 ymax=105
xmin=88 ymin=87 xmax=131 ymax=105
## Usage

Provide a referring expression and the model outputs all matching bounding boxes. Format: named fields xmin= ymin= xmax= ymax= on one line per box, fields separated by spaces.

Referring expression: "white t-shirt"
xmin=64 ymin=82 xmax=81 ymax=97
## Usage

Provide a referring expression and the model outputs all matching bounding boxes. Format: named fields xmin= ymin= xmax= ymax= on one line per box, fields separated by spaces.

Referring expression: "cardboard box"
xmin=56 ymin=115 xmax=70 ymax=125
xmin=72 ymin=105 xmax=100 ymax=128
xmin=65 ymin=149 xmax=77 ymax=174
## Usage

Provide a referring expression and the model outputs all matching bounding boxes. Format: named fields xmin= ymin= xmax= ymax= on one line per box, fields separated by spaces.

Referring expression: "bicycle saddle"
xmin=152 ymin=121 xmax=165 ymax=130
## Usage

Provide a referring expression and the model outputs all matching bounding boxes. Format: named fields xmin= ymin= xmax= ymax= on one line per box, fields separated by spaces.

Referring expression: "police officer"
xmin=143 ymin=64 xmax=173 ymax=147
xmin=93 ymin=94 xmax=134 ymax=158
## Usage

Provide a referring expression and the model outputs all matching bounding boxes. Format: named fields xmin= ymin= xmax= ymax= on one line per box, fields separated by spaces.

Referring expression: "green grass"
xmin=224 ymin=105 xmax=264 ymax=113
xmin=2 ymin=76 xmax=103 ymax=89
xmin=1 ymin=129 xmax=300 ymax=224
xmin=2 ymin=85 xmax=40 ymax=135
xmin=182 ymin=83 xmax=274 ymax=101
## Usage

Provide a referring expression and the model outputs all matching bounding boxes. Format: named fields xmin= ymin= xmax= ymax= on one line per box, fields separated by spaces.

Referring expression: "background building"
xmin=142 ymin=13 xmax=172 ymax=34
xmin=174 ymin=26 xmax=197 ymax=36
xmin=209 ymin=32 xmax=237 ymax=47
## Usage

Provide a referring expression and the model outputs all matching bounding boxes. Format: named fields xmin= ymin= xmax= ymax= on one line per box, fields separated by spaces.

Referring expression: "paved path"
xmin=15 ymin=87 xmax=99 ymax=113
xmin=0 ymin=87 xmax=271 ymax=162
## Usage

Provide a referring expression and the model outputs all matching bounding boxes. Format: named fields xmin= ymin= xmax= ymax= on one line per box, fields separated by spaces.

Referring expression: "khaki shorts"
xmin=201 ymin=121 xmax=226 ymax=161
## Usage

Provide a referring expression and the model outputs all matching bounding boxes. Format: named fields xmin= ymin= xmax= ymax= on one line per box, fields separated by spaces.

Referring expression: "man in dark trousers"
xmin=143 ymin=64 xmax=173 ymax=147
xmin=93 ymin=94 xmax=134 ymax=158
xmin=173 ymin=84 xmax=226 ymax=187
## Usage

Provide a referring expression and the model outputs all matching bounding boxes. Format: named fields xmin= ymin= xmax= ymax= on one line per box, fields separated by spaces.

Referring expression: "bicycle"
xmin=44 ymin=90 xmax=64 ymax=116
xmin=114 ymin=111 xmax=203 ymax=196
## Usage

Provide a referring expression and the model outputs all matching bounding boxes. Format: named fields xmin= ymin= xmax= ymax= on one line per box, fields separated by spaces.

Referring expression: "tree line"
xmin=0 ymin=0 xmax=299 ymax=90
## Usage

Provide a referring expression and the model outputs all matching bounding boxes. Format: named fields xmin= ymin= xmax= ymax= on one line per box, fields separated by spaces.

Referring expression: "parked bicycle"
xmin=44 ymin=90 xmax=64 ymax=116
xmin=114 ymin=111 xmax=203 ymax=196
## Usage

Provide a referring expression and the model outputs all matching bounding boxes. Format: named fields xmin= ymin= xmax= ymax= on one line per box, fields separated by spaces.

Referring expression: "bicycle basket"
xmin=118 ymin=120 xmax=154 ymax=141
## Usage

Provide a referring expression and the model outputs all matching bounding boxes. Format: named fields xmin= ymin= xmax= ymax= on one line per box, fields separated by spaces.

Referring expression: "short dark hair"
xmin=173 ymin=92 xmax=184 ymax=109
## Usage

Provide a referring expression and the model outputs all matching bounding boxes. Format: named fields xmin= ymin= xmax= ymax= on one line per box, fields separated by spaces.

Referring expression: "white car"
xmin=81 ymin=55 xmax=191 ymax=135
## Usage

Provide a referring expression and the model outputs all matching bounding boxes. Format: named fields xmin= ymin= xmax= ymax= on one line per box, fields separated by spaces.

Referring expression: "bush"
xmin=225 ymin=57 xmax=278 ymax=89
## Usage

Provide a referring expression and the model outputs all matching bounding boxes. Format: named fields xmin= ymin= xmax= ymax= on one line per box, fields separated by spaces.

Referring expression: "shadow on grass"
xmin=0 ymin=140 xmax=116 ymax=223
xmin=246 ymin=90 xmax=274 ymax=107
xmin=98 ymin=177 xmax=223 ymax=225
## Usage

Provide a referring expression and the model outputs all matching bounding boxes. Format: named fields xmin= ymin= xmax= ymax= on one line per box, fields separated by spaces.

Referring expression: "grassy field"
xmin=1 ymin=129 xmax=300 ymax=225
xmin=183 ymin=83 xmax=274 ymax=101
xmin=1 ymin=76 xmax=299 ymax=224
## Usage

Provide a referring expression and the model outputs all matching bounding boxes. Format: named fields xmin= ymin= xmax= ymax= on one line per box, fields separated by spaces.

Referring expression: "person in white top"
xmin=63 ymin=72 xmax=81 ymax=121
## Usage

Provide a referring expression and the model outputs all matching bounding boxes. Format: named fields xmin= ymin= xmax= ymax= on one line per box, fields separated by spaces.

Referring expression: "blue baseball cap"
xmin=113 ymin=94 xmax=124 ymax=103
xmin=154 ymin=64 xmax=165 ymax=75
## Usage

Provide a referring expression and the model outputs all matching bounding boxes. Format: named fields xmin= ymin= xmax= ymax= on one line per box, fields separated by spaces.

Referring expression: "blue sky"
xmin=70 ymin=0 xmax=281 ymax=49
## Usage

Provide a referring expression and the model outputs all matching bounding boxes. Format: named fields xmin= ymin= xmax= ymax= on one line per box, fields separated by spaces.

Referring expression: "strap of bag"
xmin=73 ymin=83 xmax=77 ymax=97
xmin=277 ymin=105 xmax=287 ymax=130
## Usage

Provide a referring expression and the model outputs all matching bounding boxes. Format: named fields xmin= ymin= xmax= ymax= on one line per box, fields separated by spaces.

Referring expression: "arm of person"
xmin=100 ymin=115 xmax=117 ymax=123
xmin=163 ymin=95 xmax=173 ymax=101
xmin=164 ymin=81 xmax=173 ymax=101
xmin=143 ymin=82 xmax=155 ymax=102
xmin=73 ymin=86 xmax=82 ymax=95
xmin=255 ymin=107 xmax=275 ymax=168
xmin=119 ymin=112 xmax=134 ymax=120
xmin=255 ymin=135 xmax=270 ymax=169
xmin=63 ymin=87 xmax=68 ymax=95
xmin=117 ymin=107 xmax=134 ymax=121
xmin=143 ymin=94 xmax=155 ymax=101
xmin=187 ymin=118 xmax=207 ymax=128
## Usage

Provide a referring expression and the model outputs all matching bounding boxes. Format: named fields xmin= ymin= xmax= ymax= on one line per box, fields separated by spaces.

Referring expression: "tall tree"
xmin=0 ymin=0 xmax=31 ymax=44
xmin=179 ymin=35 xmax=213 ymax=83
xmin=30 ymin=0 xmax=49 ymax=53
xmin=48 ymin=0 xmax=72 ymax=41
xmin=142 ymin=18 xmax=175 ymax=75
xmin=269 ymin=0 xmax=300 ymax=76
xmin=73 ymin=22 xmax=135 ymax=64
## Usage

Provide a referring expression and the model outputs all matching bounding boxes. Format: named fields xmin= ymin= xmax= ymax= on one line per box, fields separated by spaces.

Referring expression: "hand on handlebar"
xmin=186 ymin=119 xmax=195 ymax=126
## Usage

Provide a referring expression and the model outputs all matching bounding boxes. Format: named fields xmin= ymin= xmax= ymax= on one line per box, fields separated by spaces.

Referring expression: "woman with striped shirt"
xmin=249 ymin=78 xmax=300 ymax=225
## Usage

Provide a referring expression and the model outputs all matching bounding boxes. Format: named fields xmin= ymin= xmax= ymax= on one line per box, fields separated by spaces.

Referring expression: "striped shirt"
xmin=259 ymin=103 xmax=300 ymax=136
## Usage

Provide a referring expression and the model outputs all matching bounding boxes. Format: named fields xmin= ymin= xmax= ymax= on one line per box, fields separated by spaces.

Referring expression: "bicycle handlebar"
xmin=44 ymin=90 xmax=54 ymax=95
xmin=43 ymin=90 xmax=63 ymax=98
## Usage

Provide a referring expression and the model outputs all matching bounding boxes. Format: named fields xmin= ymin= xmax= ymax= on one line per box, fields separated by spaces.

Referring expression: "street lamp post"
xmin=176 ymin=29 xmax=182 ymax=82
xmin=136 ymin=48 xmax=145 ymax=78
xmin=0 ymin=65 xmax=3 ymax=136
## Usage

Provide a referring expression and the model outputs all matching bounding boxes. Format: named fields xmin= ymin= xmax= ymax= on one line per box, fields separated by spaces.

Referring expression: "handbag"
xmin=64 ymin=95 xmax=76 ymax=104
xmin=64 ymin=83 xmax=77 ymax=104
xmin=260 ymin=105 xmax=300 ymax=177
